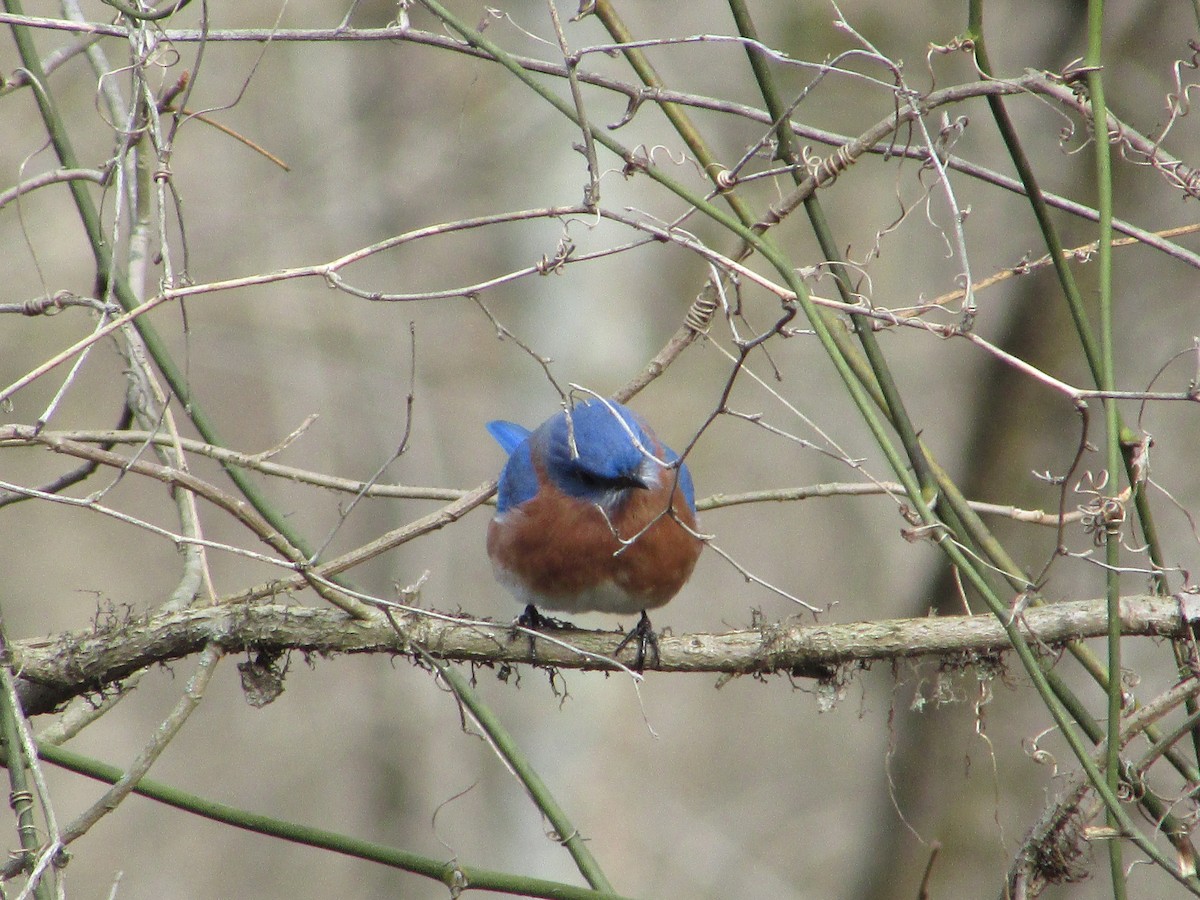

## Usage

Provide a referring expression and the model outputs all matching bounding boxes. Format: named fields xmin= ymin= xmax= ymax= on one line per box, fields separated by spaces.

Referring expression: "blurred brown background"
xmin=2 ymin=0 xmax=1199 ymax=897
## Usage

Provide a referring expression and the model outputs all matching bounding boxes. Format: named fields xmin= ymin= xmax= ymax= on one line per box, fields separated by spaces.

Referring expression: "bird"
xmin=485 ymin=398 xmax=702 ymax=668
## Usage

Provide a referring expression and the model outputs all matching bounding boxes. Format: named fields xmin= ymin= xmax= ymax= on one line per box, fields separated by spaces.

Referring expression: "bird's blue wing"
xmin=487 ymin=420 xmax=539 ymax=512
xmin=660 ymin=444 xmax=697 ymax=512
xmin=486 ymin=420 xmax=532 ymax=455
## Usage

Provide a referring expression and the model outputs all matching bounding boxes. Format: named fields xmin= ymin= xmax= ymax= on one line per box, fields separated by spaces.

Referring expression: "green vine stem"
xmin=0 ymin=615 xmax=52 ymax=899
xmin=3 ymin=1 xmax=372 ymax=620
xmin=415 ymin=643 xmax=617 ymax=894
xmin=968 ymin=0 xmax=1196 ymax=882
xmin=412 ymin=1 xmax=1200 ymax=886
xmin=13 ymin=739 xmax=633 ymax=900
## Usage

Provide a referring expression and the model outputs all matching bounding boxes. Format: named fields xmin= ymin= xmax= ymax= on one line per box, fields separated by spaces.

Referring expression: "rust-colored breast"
xmin=487 ymin=457 xmax=701 ymax=614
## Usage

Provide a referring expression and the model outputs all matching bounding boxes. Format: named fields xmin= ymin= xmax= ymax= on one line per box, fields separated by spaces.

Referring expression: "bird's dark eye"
xmin=573 ymin=467 xmax=646 ymax=492
xmin=576 ymin=470 xmax=607 ymax=489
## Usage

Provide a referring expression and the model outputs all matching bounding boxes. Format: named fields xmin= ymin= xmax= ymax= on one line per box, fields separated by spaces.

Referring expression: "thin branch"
xmin=5 ymin=645 xmax=223 ymax=887
xmin=23 ymin=740 xmax=634 ymax=900
xmin=1 ymin=12 xmax=1194 ymax=261
xmin=412 ymin=639 xmax=615 ymax=893
xmin=546 ymin=0 xmax=599 ymax=207
xmin=1 ymin=425 xmax=1099 ymax=530
xmin=0 ymin=427 xmax=466 ymax=501
xmin=0 ymin=426 xmax=373 ymax=618
xmin=1006 ymin=672 xmax=1200 ymax=896
xmin=0 ymin=167 xmax=109 ymax=210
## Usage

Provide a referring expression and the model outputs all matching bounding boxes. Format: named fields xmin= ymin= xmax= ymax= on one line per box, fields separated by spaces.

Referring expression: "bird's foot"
xmin=512 ymin=604 xmax=576 ymax=660
xmin=613 ymin=610 xmax=660 ymax=672
xmin=516 ymin=604 xmax=575 ymax=631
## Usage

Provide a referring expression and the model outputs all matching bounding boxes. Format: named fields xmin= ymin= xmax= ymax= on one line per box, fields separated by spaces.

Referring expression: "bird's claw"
xmin=613 ymin=610 xmax=660 ymax=671
xmin=512 ymin=604 xmax=576 ymax=662
xmin=516 ymin=604 xmax=575 ymax=631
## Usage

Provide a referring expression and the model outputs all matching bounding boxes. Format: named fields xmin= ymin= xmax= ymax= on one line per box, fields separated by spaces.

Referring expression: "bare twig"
xmin=0 ymin=426 xmax=373 ymax=617
xmin=6 ymin=645 xmax=223 ymax=887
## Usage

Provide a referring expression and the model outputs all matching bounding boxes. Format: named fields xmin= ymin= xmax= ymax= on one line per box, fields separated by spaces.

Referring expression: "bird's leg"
xmin=516 ymin=604 xmax=575 ymax=630
xmin=517 ymin=604 xmax=544 ymax=630
xmin=512 ymin=604 xmax=576 ymax=661
xmin=613 ymin=609 xmax=659 ymax=671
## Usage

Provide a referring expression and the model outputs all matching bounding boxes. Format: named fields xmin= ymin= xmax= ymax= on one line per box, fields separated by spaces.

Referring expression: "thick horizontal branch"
xmin=12 ymin=595 xmax=1196 ymax=714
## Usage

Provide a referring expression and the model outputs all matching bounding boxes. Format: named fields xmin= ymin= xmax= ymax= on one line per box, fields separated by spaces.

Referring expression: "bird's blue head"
xmin=487 ymin=400 xmax=695 ymax=513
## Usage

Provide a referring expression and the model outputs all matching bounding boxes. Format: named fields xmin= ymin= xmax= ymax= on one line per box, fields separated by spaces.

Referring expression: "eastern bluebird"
xmin=486 ymin=398 xmax=702 ymax=667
